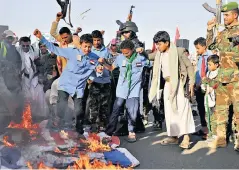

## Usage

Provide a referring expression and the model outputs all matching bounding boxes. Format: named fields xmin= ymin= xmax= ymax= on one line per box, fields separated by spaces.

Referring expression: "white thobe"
xmin=160 ymin=52 xmax=195 ymax=137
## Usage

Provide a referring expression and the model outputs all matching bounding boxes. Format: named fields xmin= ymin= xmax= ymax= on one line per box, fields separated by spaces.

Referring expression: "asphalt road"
xmin=120 ymin=114 xmax=239 ymax=169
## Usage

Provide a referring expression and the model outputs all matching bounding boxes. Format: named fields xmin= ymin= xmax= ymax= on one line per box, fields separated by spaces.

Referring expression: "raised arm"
xmin=34 ymin=29 xmax=72 ymax=59
xmin=206 ymin=18 xmax=216 ymax=47
xmin=50 ymin=12 xmax=63 ymax=42
xmin=98 ymin=57 xmax=116 ymax=71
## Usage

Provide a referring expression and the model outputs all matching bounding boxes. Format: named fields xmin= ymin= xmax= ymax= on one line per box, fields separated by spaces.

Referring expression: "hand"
xmin=96 ymin=65 xmax=104 ymax=73
xmin=87 ymin=79 xmax=93 ymax=84
xmin=98 ymin=57 xmax=105 ymax=63
xmin=189 ymin=84 xmax=194 ymax=97
xmin=33 ymin=29 xmax=42 ymax=39
xmin=100 ymin=30 xmax=105 ymax=35
xmin=76 ymin=27 xmax=82 ymax=33
xmin=56 ymin=12 xmax=63 ymax=22
xmin=207 ymin=17 xmax=216 ymax=30
xmin=72 ymin=35 xmax=80 ymax=47
xmin=136 ymin=47 xmax=144 ymax=53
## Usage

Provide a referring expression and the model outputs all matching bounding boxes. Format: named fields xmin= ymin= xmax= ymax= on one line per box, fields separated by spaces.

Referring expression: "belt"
xmin=164 ymin=77 xmax=170 ymax=82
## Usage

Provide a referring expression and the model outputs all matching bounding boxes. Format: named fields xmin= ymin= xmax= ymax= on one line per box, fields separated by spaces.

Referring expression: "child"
xmin=201 ymin=54 xmax=219 ymax=140
xmin=99 ymin=40 xmax=150 ymax=143
xmin=33 ymin=29 xmax=103 ymax=134
xmin=193 ymin=37 xmax=210 ymax=139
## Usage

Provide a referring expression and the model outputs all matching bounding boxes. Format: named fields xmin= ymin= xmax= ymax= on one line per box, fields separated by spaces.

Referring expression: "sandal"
xmin=160 ymin=137 xmax=179 ymax=145
xmin=179 ymin=135 xmax=190 ymax=149
xmin=127 ymin=132 xmax=137 ymax=143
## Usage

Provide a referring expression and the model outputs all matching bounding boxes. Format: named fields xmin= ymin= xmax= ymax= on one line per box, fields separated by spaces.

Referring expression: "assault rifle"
xmin=202 ymin=0 xmax=222 ymax=38
xmin=56 ymin=0 xmax=73 ymax=27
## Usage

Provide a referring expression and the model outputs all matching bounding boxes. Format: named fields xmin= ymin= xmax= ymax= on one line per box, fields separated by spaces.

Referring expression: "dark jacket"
xmin=0 ymin=41 xmax=22 ymax=92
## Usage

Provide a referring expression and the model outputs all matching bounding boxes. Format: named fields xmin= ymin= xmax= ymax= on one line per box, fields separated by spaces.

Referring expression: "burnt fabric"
xmin=88 ymin=82 xmax=111 ymax=127
xmin=0 ymin=147 xmax=21 ymax=169
xmin=103 ymin=150 xmax=132 ymax=167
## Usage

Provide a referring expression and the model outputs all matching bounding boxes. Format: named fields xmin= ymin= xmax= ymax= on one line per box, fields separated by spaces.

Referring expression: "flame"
xmin=8 ymin=104 xmax=39 ymax=136
xmin=67 ymin=154 xmax=131 ymax=169
xmin=69 ymin=146 xmax=78 ymax=155
xmin=27 ymin=155 xmax=132 ymax=169
xmin=27 ymin=161 xmax=57 ymax=170
xmin=60 ymin=130 xmax=68 ymax=139
xmin=27 ymin=162 xmax=33 ymax=170
xmin=2 ymin=136 xmax=16 ymax=148
xmin=81 ymin=133 xmax=111 ymax=152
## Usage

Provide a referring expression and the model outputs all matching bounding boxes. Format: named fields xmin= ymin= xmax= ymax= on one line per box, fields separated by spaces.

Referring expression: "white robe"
xmin=17 ymin=47 xmax=46 ymax=117
xmin=161 ymin=53 xmax=195 ymax=137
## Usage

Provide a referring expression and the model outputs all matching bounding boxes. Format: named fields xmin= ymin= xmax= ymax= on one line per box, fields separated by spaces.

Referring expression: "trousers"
xmin=106 ymin=97 xmax=139 ymax=135
xmin=88 ymin=82 xmax=111 ymax=127
xmin=214 ymin=82 xmax=239 ymax=141
xmin=57 ymin=90 xmax=84 ymax=134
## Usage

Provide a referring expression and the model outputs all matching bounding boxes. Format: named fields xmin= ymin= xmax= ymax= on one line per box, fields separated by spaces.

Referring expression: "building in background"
xmin=0 ymin=25 xmax=9 ymax=41
xmin=176 ymin=39 xmax=189 ymax=51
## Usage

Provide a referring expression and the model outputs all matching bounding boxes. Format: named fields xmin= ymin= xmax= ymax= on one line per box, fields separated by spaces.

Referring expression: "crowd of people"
xmin=1 ymin=1 xmax=239 ymax=153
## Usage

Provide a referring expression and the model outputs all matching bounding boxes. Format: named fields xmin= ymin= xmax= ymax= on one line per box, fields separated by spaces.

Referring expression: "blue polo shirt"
xmin=40 ymin=36 xmax=99 ymax=98
xmin=113 ymin=53 xmax=150 ymax=99
xmin=89 ymin=46 xmax=111 ymax=84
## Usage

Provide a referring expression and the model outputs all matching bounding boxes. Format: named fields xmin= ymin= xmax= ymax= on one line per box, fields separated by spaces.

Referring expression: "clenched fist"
xmin=207 ymin=17 xmax=216 ymax=31
xmin=56 ymin=12 xmax=63 ymax=22
xmin=33 ymin=29 xmax=42 ymax=39
xmin=96 ymin=65 xmax=104 ymax=73
xmin=98 ymin=57 xmax=105 ymax=63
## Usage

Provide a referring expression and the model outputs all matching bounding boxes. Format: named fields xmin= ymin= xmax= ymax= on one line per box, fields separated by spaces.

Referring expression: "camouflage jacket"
xmin=206 ymin=22 xmax=239 ymax=83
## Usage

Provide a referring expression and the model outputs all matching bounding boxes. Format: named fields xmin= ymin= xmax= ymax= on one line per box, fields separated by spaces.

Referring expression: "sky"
xmin=0 ymin=0 xmax=236 ymax=52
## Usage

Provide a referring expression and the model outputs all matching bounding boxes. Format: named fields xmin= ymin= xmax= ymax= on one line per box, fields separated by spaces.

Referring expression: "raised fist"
xmin=56 ymin=12 xmax=63 ymax=22
xmin=33 ymin=29 xmax=42 ymax=39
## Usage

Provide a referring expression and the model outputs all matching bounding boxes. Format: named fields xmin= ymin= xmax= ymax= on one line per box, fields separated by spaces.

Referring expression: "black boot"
xmin=76 ymin=120 xmax=84 ymax=135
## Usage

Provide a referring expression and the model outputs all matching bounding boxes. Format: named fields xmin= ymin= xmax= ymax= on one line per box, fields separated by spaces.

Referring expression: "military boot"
xmin=208 ymin=136 xmax=227 ymax=149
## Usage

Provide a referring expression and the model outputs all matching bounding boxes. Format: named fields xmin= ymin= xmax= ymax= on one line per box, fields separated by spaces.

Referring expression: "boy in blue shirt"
xmin=33 ymin=29 xmax=103 ymax=134
xmin=99 ymin=40 xmax=150 ymax=143
xmin=87 ymin=30 xmax=112 ymax=132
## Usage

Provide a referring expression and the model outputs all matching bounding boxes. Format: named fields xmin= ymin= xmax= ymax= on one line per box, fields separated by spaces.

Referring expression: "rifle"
xmin=202 ymin=0 xmax=222 ymax=38
xmin=127 ymin=5 xmax=135 ymax=21
xmin=56 ymin=0 xmax=73 ymax=28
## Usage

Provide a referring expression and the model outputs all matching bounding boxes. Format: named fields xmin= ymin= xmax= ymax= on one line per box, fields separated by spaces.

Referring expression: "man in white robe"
xmin=17 ymin=37 xmax=45 ymax=118
xmin=149 ymin=31 xmax=196 ymax=149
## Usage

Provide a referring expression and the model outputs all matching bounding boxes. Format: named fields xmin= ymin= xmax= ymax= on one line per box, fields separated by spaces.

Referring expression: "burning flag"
xmin=80 ymin=133 xmax=111 ymax=152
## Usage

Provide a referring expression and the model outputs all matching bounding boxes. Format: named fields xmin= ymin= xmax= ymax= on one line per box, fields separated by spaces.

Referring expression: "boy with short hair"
xmin=34 ymin=29 xmax=102 ymax=134
xmin=87 ymin=30 xmax=111 ymax=132
xmin=194 ymin=37 xmax=209 ymax=139
xmin=201 ymin=55 xmax=220 ymax=140
xmin=99 ymin=40 xmax=150 ymax=143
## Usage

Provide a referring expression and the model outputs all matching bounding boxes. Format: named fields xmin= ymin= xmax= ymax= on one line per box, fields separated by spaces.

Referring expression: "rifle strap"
xmin=63 ymin=0 xmax=73 ymax=27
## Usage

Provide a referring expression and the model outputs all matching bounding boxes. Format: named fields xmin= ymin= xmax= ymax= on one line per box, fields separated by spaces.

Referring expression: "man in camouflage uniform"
xmin=206 ymin=2 xmax=239 ymax=151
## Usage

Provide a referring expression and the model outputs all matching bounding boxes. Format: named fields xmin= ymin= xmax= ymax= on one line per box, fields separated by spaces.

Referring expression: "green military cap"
xmin=221 ymin=2 xmax=238 ymax=12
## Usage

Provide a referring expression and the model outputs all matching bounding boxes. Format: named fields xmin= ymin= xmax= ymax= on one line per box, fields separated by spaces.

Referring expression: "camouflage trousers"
xmin=88 ymin=82 xmax=111 ymax=127
xmin=215 ymin=81 xmax=239 ymax=141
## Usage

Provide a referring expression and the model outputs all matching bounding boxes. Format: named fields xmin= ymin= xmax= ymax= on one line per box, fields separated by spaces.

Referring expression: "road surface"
xmin=120 ymin=114 xmax=239 ymax=169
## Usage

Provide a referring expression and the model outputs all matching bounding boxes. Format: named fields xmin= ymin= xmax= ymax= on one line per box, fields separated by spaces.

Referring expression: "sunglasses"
xmin=21 ymin=45 xmax=30 ymax=48
xmin=111 ymin=44 xmax=116 ymax=46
